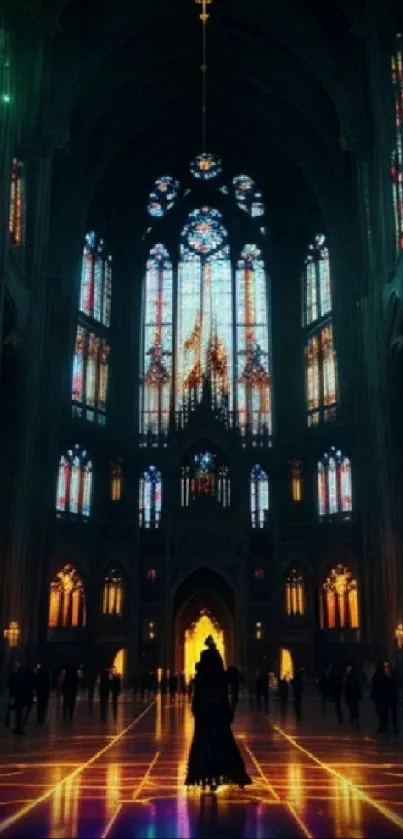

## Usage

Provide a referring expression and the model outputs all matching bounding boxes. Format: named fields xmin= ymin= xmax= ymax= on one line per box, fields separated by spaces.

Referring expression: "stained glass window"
xmin=181 ymin=452 xmax=230 ymax=507
xmin=250 ymin=464 xmax=269 ymax=528
xmin=236 ymin=245 xmax=271 ymax=437
xmin=391 ymin=34 xmax=403 ymax=252
xmin=9 ymin=158 xmax=25 ymax=246
xmin=303 ymin=234 xmax=331 ymax=326
xmin=141 ymin=245 xmax=173 ymax=442
xmin=190 ymin=153 xmax=222 ymax=180
xmin=79 ymin=232 xmax=112 ymax=327
xmin=285 ymin=570 xmax=305 ymax=616
xmin=56 ymin=446 xmax=93 ymax=518
xmin=103 ymin=569 xmax=123 ymax=616
xmin=48 ymin=565 xmax=86 ymax=628
xmin=110 ymin=459 xmax=123 ymax=501
xmin=72 ymin=326 xmax=110 ymax=425
xmin=317 ymin=448 xmax=352 ymax=517
xmin=303 ymin=234 xmax=337 ymax=424
xmin=290 ymin=459 xmax=303 ymax=502
xmin=139 ymin=466 xmax=162 ymax=529
xmin=148 ymin=176 xmax=179 ymax=217
xmin=176 ymin=209 xmax=232 ymax=415
xmin=233 ymin=175 xmax=265 ymax=217
xmin=321 ymin=565 xmax=359 ymax=630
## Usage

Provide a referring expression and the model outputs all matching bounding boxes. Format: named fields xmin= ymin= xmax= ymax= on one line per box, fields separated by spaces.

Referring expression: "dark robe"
xmin=185 ymin=648 xmax=251 ymax=789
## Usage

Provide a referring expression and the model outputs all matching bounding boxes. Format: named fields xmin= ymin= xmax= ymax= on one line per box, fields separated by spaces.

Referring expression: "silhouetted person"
xmin=87 ymin=670 xmax=97 ymax=714
xmin=227 ymin=665 xmax=242 ymax=714
xmin=185 ymin=637 xmax=251 ymax=791
xmin=21 ymin=666 xmax=35 ymax=729
xmin=99 ymin=669 xmax=111 ymax=722
xmin=62 ymin=665 xmax=78 ymax=722
xmin=35 ymin=663 xmax=50 ymax=725
xmin=384 ymin=661 xmax=400 ymax=733
xmin=8 ymin=661 xmax=25 ymax=734
xmin=329 ymin=666 xmax=343 ymax=724
xmin=292 ymin=671 xmax=304 ymax=722
xmin=256 ymin=671 xmax=269 ymax=713
xmin=278 ymin=678 xmax=289 ymax=722
xmin=344 ymin=665 xmax=362 ymax=730
xmin=318 ymin=669 xmax=329 ymax=716
xmin=111 ymin=668 xmax=122 ymax=720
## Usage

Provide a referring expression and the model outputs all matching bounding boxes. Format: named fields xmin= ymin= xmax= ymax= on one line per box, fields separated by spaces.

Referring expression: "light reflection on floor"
xmin=0 ymin=696 xmax=402 ymax=837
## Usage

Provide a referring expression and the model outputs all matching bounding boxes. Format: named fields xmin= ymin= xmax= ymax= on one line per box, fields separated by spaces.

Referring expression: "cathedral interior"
xmin=1 ymin=0 xmax=403 ymax=837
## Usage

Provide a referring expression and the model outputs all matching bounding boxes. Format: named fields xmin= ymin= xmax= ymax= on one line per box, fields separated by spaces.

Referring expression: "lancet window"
xmin=48 ymin=565 xmax=86 ymax=628
xmin=317 ymin=448 xmax=352 ymax=517
xmin=250 ymin=464 xmax=269 ymax=528
xmin=320 ymin=565 xmax=359 ymax=630
xmin=103 ymin=569 xmax=124 ymax=616
xmin=139 ymin=466 xmax=162 ymax=529
xmin=303 ymin=235 xmax=337 ymax=425
xmin=56 ymin=446 xmax=93 ymax=518
xmin=285 ymin=569 xmax=305 ymax=616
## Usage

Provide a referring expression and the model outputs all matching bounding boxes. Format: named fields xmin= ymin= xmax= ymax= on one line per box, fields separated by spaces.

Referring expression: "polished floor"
xmin=0 ymin=694 xmax=403 ymax=837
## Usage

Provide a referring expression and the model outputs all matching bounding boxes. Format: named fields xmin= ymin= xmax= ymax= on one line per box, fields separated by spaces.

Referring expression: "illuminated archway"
xmin=112 ymin=648 xmax=126 ymax=677
xmin=184 ymin=611 xmax=226 ymax=683
xmin=280 ymin=648 xmax=294 ymax=681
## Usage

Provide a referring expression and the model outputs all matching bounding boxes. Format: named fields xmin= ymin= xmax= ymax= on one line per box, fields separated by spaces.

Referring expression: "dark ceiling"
xmin=43 ymin=0 xmax=367 ymax=237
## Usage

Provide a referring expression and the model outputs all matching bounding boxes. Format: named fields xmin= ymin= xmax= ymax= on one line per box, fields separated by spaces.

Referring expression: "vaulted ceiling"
xmin=45 ymin=0 xmax=365 ymax=237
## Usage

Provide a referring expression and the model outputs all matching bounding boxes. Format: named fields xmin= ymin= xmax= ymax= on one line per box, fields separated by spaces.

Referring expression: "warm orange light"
xmin=3 ymin=621 xmax=20 ymax=647
xmin=184 ymin=613 xmax=225 ymax=682
xmin=395 ymin=623 xmax=403 ymax=648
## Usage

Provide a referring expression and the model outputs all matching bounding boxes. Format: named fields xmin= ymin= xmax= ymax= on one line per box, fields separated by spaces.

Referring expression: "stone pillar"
xmin=2 ymin=145 xmax=54 ymax=652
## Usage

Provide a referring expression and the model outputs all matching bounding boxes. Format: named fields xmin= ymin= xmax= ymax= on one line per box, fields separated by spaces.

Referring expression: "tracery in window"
xmin=303 ymin=234 xmax=337 ymax=425
xmin=48 ymin=565 xmax=86 ymax=628
xmin=317 ymin=448 xmax=352 ymax=517
xmin=181 ymin=451 xmax=230 ymax=507
xmin=233 ymin=175 xmax=265 ymax=217
xmin=285 ymin=569 xmax=305 ymax=616
xmin=79 ymin=232 xmax=112 ymax=327
xmin=139 ymin=466 xmax=162 ymax=529
xmin=9 ymin=159 xmax=25 ymax=246
xmin=320 ymin=565 xmax=359 ymax=630
xmin=147 ymin=176 xmax=179 ymax=217
xmin=56 ymin=446 xmax=93 ymax=518
xmin=236 ymin=246 xmax=271 ymax=437
xmin=250 ymin=464 xmax=269 ymax=528
xmin=72 ymin=326 xmax=110 ymax=425
xmin=391 ymin=34 xmax=403 ymax=252
xmin=190 ymin=153 xmax=222 ymax=180
xmin=176 ymin=209 xmax=232 ymax=415
xmin=103 ymin=569 xmax=123 ymax=616
xmin=140 ymin=245 xmax=173 ymax=441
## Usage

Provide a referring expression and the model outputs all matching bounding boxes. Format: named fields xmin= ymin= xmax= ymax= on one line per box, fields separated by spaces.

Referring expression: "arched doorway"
xmin=172 ymin=567 xmax=235 ymax=679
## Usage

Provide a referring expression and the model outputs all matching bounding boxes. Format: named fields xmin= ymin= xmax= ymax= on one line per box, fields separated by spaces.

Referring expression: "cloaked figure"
xmin=185 ymin=636 xmax=251 ymax=791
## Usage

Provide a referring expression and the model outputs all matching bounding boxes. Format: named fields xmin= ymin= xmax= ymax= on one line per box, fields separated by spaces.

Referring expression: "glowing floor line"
xmin=242 ymin=743 xmax=280 ymax=801
xmin=274 ymin=725 xmax=403 ymax=833
xmin=0 ymin=702 xmax=155 ymax=836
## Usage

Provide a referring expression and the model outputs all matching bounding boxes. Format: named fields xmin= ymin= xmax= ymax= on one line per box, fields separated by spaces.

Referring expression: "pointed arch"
xmin=317 ymin=448 xmax=352 ymax=517
xmin=79 ymin=231 xmax=112 ymax=327
xmin=48 ymin=565 xmax=86 ymax=628
xmin=56 ymin=446 xmax=93 ymax=518
xmin=102 ymin=567 xmax=124 ymax=616
xmin=141 ymin=244 xmax=173 ymax=441
xmin=180 ymin=449 xmax=231 ymax=508
xmin=176 ymin=209 xmax=232 ymax=417
xmin=139 ymin=466 xmax=162 ymax=529
xmin=236 ymin=245 xmax=271 ymax=437
xmin=302 ymin=234 xmax=337 ymax=425
xmin=285 ymin=568 xmax=305 ymax=616
xmin=320 ymin=565 xmax=359 ymax=630
xmin=250 ymin=464 xmax=269 ymax=528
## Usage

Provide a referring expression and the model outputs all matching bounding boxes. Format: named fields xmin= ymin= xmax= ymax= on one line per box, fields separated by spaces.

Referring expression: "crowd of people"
xmin=6 ymin=661 xmax=122 ymax=735
xmin=4 ymin=655 xmax=400 ymax=739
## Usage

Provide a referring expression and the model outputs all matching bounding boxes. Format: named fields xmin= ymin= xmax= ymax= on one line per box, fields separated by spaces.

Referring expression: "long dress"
xmin=185 ymin=650 xmax=251 ymax=789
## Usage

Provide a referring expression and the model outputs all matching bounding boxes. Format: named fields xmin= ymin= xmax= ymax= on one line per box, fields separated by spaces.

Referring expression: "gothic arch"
xmin=172 ymin=566 xmax=236 ymax=671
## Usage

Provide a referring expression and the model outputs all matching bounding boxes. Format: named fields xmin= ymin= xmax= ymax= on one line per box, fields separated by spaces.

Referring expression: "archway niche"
xmin=172 ymin=566 xmax=235 ymax=678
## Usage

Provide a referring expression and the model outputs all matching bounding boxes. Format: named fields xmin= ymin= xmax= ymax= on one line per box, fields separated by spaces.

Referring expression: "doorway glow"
xmin=112 ymin=648 xmax=126 ymax=677
xmin=184 ymin=613 xmax=225 ymax=683
xmin=280 ymin=648 xmax=294 ymax=681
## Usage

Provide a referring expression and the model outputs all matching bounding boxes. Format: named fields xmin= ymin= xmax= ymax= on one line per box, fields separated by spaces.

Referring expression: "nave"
xmin=0 ymin=697 xmax=403 ymax=837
